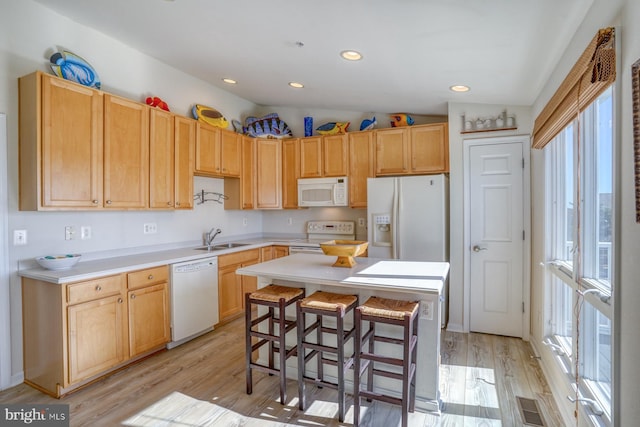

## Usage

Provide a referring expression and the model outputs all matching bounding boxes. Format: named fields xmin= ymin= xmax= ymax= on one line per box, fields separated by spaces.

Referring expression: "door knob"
xmin=472 ymin=245 xmax=488 ymax=252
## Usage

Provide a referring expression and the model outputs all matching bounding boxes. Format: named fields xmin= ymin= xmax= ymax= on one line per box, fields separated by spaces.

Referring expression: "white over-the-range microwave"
xmin=297 ymin=177 xmax=348 ymax=207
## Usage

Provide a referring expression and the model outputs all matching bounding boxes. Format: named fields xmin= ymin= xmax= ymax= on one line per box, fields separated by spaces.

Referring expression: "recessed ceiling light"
xmin=450 ymin=85 xmax=470 ymax=92
xmin=222 ymin=78 xmax=237 ymax=84
xmin=340 ymin=50 xmax=363 ymax=61
xmin=288 ymin=82 xmax=304 ymax=88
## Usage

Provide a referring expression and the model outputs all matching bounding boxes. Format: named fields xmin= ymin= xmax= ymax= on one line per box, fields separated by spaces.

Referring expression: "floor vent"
xmin=516 ymin=396 xmax=546 ymax=426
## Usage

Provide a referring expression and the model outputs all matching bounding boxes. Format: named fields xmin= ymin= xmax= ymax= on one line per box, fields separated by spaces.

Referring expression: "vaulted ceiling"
xmin=33 ymin=0 xmax=593 ymax=115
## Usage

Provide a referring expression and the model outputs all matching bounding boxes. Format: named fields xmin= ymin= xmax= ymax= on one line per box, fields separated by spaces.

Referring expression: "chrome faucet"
xmin=205 ymin=228 xmax=222 ymax=249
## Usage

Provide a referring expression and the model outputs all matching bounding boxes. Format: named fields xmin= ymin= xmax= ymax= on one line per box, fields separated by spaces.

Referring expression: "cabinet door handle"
xmin=95 ymin=285 xmax=102 ymax=291
xmin=92 ymin=200 xmax=99 ymax=204
xmin=131 ymin=294 xmax=136 ymax=300
xmin=147 ymin=275 xmax=154 ymax=280
xmin=106 ymin=200 xmax=112 ymax=205
xmin=167 ymin=201 xmax=172 ymax=206
xmin=176 ymin=202 xmax=181 ymax=207
xmin=118 ymin=298 xmax=123 ymax=304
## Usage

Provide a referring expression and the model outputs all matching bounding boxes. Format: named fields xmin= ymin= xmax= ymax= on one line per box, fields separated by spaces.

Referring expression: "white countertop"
xmin=237 ymin=253 xmax=449 ymax=294
xmin=17 ymin=239 xmax=280 ymax=284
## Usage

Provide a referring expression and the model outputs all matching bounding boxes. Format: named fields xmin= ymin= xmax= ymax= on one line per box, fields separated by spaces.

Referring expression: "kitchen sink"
xmin=193 ymin=242 xmax=251 ymax=251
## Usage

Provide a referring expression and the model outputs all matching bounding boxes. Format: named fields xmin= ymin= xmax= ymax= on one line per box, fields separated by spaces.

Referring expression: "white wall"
xmin=446 ymin=103 xmax=533 ymax=332
xmin=528 ymin=0 xmax=638 ymax=424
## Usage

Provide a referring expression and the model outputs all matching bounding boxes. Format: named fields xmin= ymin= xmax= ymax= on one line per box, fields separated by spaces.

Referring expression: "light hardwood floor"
xmin=0 ymin=317 xmax=563 ymax=426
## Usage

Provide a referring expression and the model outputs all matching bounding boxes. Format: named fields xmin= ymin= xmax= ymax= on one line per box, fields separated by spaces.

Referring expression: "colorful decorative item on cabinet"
xmin=145 ymin=96 xmax=170 ymax=111
xmin=192 ymin=104 xmax=229 ymax=129
xmin=243 ymin=113 xmax=293 ymax=138
xmin=390 ymin=113 xmax=414 ymax=127
xmin=316 ymin=122 xmax=350 ymax=135
xmin=232 ymin=119 xmax=243 ymax=133
xmin=359 ymin=116 xmax=377 ymax=131
xmin=49 ymin=50 xmax=101 ymax=89
xmin=304 ymin=116 xmax=313 ymax=137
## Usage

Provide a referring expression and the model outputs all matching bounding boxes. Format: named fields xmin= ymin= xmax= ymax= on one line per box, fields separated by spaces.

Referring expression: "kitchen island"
xmin=237 ymin=253 xmax=449 ymax=413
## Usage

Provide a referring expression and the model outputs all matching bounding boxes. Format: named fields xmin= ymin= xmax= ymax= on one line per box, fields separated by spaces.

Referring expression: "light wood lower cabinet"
xmin=273 ymin=245 xmax=289 ymax=258
xmin=127 ymin=266 xmax=170 ymax=357
xmin=217 ymin=249 xmax=260 ymax=323
xmin=22 ymin=265 xmax=170 ymax=397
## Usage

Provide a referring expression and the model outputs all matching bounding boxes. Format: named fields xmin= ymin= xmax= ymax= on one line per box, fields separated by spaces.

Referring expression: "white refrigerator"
xmin=367 ymin=174 xmax=449 ymax=325
xmin=367 ymin=174 xmax=448 ymax=261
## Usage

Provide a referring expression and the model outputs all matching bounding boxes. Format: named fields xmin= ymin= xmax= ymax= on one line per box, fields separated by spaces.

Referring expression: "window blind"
xmin=532 ymin=28 xmax=615 ymax=149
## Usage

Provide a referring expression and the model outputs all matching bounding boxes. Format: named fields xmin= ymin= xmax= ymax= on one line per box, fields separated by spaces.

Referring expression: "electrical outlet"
xmin=287 ymin=217 xmax=293 ymax=226
xmin=143 ymin=223 xmax=157 ymax=234
xmin=243 ymin=218 xmax=248 ymax=226
xmin=80 ymin=226 xmax=92 ymax=240
xmin=421 ymin=300 xmax=434 ymax=320
xmin=13 ymin=230 xmax=27 ymax=245
xmin=358 ymin=218 xmax=366 ymax=227
xmin=65 ymin=226 xmax=75 ymax=241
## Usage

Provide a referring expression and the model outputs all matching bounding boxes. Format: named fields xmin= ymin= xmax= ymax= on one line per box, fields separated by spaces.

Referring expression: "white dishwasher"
xmin=168 ymin=257 xmax=219 ymax=349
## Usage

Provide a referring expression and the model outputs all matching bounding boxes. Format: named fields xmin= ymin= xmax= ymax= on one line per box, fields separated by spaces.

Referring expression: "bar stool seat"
xmin=353 ymin=296 xmax=420 ymax=427
xmin=245 ymin=284 xmax=305 ymax=405
xmin=296 ymin=290 xmax=358 ymax=422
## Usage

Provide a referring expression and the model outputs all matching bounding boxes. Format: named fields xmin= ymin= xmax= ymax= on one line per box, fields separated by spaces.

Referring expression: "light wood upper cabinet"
xmin=375 ymin=127 xmax=410 ymax=175
xmin=299 ymin=136 xmax=323 ymax=178
xmin=174 ymin=116 xmax=196 ymax=209
xmin=19 ymin=72 xmax=195 ymax=211
xmin=410 ymin=123 xmax=449 ymax=173
xmin=375 ymin=123 xmax=449 ymax=176
xmin=299 ymin=135 xmax=348 ymax=178
xmin=19 ymin=71 xmax=104 ymax=210
xmin=255 ymin=138 xmax=282 ymax=209
xmin=348 ymin=131 xmax=374 ymax=208
xmin=149 ymin=108 xmax=175 ymax=209
xmin=240 ymin=136 xmax=256 ymax=209
xmin=282 ymin=138 xmax=300 ymax=209
xmin=195 ymin=124 xmax=240 ymax=177
xmin=323 ymin=134 xmax=349 ymax=177
xmin=103 ymin=94 xmax=149 ymax=208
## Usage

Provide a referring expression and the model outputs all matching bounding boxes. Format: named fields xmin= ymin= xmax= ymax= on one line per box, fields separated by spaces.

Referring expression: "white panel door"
xmin=469 ymin=142 xmax=524 ymax=337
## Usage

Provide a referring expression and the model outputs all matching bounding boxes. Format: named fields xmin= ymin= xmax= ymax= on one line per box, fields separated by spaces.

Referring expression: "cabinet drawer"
xmin=67 ymin=275 xmax=123 ymax=304
xmin=218 ymin=249 xmax=260 ymax=268
xmin=127 ymin=265 xmax=168 ymax=289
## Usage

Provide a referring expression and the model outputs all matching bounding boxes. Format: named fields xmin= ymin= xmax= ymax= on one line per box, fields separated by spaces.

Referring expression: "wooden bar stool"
xmin=245 ymin=284 xmax=305 ymax=404
xmin=296 ymin=290 xmax=358 ymax=422
xmin=353 ymin=296 xmax=420 ymax=427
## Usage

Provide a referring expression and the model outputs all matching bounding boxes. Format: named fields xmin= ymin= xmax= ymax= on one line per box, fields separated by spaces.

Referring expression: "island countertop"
xmin=237 ymin=253 xmax=449 ymax=295
xmin=236 ymin=253 xmax=450 ymax=414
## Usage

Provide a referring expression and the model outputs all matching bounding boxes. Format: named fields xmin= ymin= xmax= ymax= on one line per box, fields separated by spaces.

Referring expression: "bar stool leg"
xmin=366 ymin=319 xmax=375 ymax=399
xmin=336 ymin=307 xmax=345 ymax=422
xmin=353 ymin=307 xmax=362 ymax=427
xmin=268 ymin=306 xmax=275 ymax=372
xmin=245 ymin=293 xmax=253 ymax=395
xmin=410 ymin=312 xmax=418 ymax=412
xmin=401 ymin=314 xmax=411 ymax=427
xmin=316 ymin=314 xmax=323 ymax=383
xmin=296 ymin=301 xmax=306 ymax=411
xmin=277 ymin=297 xmax=287 ymax=404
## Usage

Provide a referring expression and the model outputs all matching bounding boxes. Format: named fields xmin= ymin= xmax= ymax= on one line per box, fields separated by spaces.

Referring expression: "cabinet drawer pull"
xmin=118 ymin=298 xmax=123 ymax=304
xmin=95 ymin=285 xmax=102 ymax=292
xmin=147 ymin=274 xmax=154 ymax=280
xmin=167 ymin=201 xmax=172 ymax=206
xmin=176 ymin=202 xmax=181 ymax=207
xmin=131 ymin=294 xmax=136 ymax=300
xmin=92 ymin=200 xmax=99 ymax=204
xmin=106 ymin=200 xmax=112 ymax=205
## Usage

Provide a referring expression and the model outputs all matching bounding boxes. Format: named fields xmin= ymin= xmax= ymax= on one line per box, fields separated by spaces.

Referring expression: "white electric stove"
xmin=288 ymin=220 xmax=356 ymax=254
